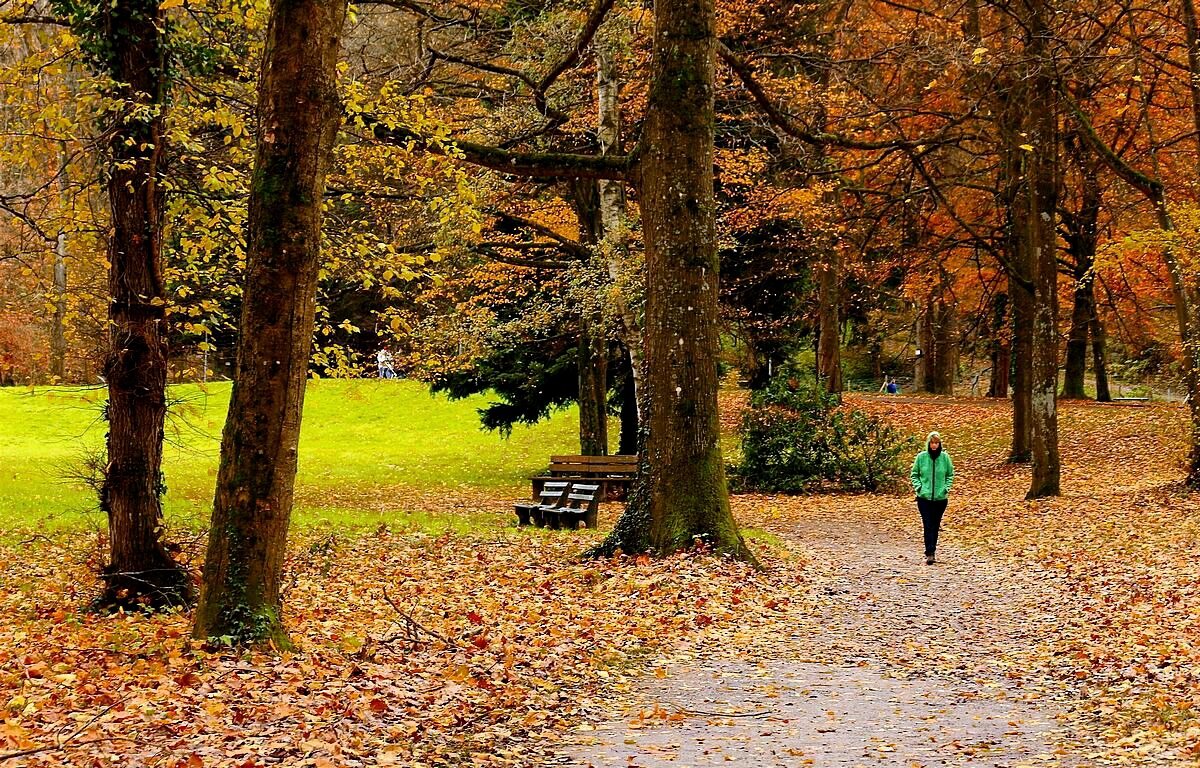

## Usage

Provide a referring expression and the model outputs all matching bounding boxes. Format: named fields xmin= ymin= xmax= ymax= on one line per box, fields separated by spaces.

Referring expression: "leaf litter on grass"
xmin=0 ymin=523 xmax=800 ymax=767
xmin=3 ymin=393 xmax=1200 ymax=765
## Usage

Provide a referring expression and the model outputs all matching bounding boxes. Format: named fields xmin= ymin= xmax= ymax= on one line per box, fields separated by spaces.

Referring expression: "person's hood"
xmin=926 ymin=431 xmax=944 ymax=452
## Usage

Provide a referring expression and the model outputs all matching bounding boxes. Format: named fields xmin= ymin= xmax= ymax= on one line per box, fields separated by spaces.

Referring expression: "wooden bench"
xmin=514 ymin=481 xmax=600 ymax=530
xmin=530 ymin=454 xmax=637 ymax=502
xmin=515 ymin=481 xmax=568 ymax=527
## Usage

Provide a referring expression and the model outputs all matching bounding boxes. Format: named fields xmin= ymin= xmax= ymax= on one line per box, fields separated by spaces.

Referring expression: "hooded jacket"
xmin=910 ymin=431 xmax=954 ymax=501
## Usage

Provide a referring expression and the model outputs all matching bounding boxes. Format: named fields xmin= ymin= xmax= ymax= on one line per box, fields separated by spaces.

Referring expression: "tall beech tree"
xmin=592 ymin=0 xmax=750 ymax=559
xmin=56 ymin=0 xmax=190 ymax=607
xmin=194 ymin=0 xmax=349 ymax=644
xmin=1022 ymin=0 xmax=1062 ymax=498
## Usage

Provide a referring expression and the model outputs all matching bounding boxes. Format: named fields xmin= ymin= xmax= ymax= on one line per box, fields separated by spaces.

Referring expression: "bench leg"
xmin=583 ymin=508 xmax=598 ymax=529
xmin=514 ymin=506 xmax=531 ymax=526
xmin=545 ymin=510 xmax=562 ymax=530
xmin=531 ymin=507 xmax=545 ymax=527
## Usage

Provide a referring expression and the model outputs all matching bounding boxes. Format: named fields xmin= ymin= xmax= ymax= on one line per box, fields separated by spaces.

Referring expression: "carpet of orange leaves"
xmin=2 ymin=393 xmax=1199 ymax=765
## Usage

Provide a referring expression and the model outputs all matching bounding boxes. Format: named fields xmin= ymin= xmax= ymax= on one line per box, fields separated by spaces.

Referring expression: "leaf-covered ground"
xmin=3 ymin=394 xmax=1200 ymax=766
xmin=569 ymin=395 xmax=1200 ymax=766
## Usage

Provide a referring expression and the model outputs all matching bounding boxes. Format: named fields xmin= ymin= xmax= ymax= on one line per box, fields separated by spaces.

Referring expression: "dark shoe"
xmin=925 ymin=554 xmax=935 ymax=565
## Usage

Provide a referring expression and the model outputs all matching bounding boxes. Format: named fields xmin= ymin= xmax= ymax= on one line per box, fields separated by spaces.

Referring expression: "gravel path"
xmin=562 ymin=506 xmax=1084 ymax=767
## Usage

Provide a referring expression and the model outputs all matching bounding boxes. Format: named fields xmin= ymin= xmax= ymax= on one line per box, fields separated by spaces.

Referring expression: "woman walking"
xmin=910 ymin=431 xmax=953 ymax=565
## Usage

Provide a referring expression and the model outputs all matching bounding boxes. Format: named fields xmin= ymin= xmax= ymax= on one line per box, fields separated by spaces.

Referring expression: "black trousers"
xmin=916 ymin=497 xmax=948 ymax=556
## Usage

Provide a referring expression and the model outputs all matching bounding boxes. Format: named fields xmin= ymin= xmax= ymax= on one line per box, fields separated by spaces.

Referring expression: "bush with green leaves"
xmin=733 ymin=377 xmax=914 ymax=493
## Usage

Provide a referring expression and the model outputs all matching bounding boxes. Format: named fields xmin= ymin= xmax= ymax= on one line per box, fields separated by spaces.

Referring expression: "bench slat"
xmin=550 ymin=454 xmax=637 ymax=464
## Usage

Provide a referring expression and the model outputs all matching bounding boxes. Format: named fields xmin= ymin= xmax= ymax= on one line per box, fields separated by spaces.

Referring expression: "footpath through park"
xmin=562 ymin=503 xmax=1087 ymax=767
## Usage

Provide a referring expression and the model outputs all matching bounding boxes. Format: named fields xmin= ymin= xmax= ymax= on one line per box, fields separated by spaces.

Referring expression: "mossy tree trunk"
xmin=997 ymin=75 xmax=1033 ymax=463
xmin=193 ymin=0 xmax=348 ymax=646
xmin=1024 ymin=0 xmax=1061 ymax=498
xmin=591 ymin=0 xmax=752 ymax=561
xmin=94 ymin=0 xmax=189 ymax=609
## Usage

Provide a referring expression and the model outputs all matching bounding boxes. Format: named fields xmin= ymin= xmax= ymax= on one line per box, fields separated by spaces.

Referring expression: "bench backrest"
xmin=548 ymin=455 xmax=638 ymax=477
xmin=538 ymin=481 xmax=570 ymax=504
xmin=561 ymin=483 xmax=601 ymax=511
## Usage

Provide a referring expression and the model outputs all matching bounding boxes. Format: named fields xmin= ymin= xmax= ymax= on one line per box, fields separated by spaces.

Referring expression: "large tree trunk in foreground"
xmin=1025 ymin=5 xmax=1061 ymax=498
xmin=194 ymin=0 xmax=348 ymax=646
xmin=591 ymin=0 xmax=751 ymax=560
xmin=96 ymin=0 xmax=188 ymax=609
xmin=1174 ymin=0 xmax=1200 ymax=484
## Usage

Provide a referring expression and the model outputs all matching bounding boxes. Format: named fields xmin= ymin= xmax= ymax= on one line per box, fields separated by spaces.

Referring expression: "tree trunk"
xmin=1092 ymin=311 xmax=1111 ymax=402
xmin=50 ymin=230 xmax=67 ymax=381
xmin=591 ymin=0 xmax=751 ymax=561
xmin=596 ymin=47 xmax=643 ymax=429
xmin=1062 ymin=136 xmax=1102 ymax=401
xmin=194 ymin=0 xmax=349 ymax=646
xmin=1061 ymin=278 xmax=1090 ymax=399
xmin=1010 ymin=277 xmax=1033 ymax=462
xmin=916 ymin=299 xmax=934 ymax=393
xmin=1174 ymin=0 xmax=1200 ymax=484
xmin=988 ymin=292 xmax=1010 ymax=398
xmin=578 ymin=322 xmax=609 ymax=455
xmin=1025 ymin=4 xmax=1061 ymax=498
xmin=571 ymin=178 xmax=610 ymax=455
xmin=816 ymin=249 xmax=843 ymax=394
xmin=931 ymin=296 xmax=957 ymax=395
xmin=618 ymin=350 xmax=639 ymax=455
xmin=96 ymin=0 xmax=188 ymax=609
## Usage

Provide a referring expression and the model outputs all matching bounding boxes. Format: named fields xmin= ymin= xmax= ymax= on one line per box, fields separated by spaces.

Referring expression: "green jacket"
xmin=911 ymin=431 xmax=954 ymax=501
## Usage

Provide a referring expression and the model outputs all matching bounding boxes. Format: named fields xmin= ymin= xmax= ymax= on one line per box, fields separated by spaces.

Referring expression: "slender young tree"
xmin=194 ymin=0 xmax=350 ymax=645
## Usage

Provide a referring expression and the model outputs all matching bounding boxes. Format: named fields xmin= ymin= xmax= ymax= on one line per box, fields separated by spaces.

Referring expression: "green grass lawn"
xmin=0 ymin=379 xmax=583 ymax=532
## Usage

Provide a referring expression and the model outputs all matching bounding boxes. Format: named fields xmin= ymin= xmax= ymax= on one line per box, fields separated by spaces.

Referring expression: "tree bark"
xmin=194 ymin=0 xmax=349 ymax=646
xmin=1024 ymin=1 xmax=1061 ymax=498
xmin=987 ymin=292 xmax=1010 ymax=398
xmin=571 ymin=178 xmax=610 ymax=455
xmin=915 ymin=299 xmax=934 ymax=393
xmin=618 ymin=351 xmax=638 ymax=455
xmin=50 ymin=229 xmax=67 ymax=381
xmin=931 ymin=295 xmax=957 ymax=395
xmin=1061 ymin=278 xmax=1091 ymax=400
xmin=95 ymin=0 xmax=188 ymax=609
xmin=596 ymin=47 xmax=644 ymax=427
xmin=591 ymin=0 xmax=752 ymax=561
xmin=816 ymin=250 xmax=843 ymax=394
xmin=1061 ymin=137 xmax=1102 ymax=400
xmin=1091 ymin=311 xmax=1111 ymax=402
xmin=578 ymin=322 xmax=609 ymax=455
